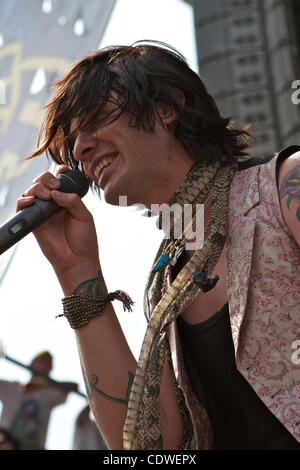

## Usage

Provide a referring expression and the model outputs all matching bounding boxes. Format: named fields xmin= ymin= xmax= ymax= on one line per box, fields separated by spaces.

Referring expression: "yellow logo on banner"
xmin=0 ymin=41 xmax=70 ymax=183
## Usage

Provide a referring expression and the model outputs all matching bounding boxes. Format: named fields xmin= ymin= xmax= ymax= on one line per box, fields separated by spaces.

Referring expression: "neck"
xmin=144 ymin=158 xmax=196 ymax=209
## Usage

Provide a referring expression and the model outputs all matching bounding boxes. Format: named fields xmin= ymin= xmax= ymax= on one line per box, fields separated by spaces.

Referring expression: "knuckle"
xmin=22 ymin=185 xmax=34 ymax=197
xmin=28 ymin=182 xmax=51 ymax=198
xmin=68 ymin=193 xmax=80 ymax=203
xmin=32 ymin=171 xmax=54 ymax=184
xmin=55 ymin=165 xmax=70 ymax=176
xmin=33 ymin=171 xmax=60 ymax=189
xmin=32 ymin=182 xmax=44 ymax=192
xmin=16 ymin=196 xmax=32 ymax=212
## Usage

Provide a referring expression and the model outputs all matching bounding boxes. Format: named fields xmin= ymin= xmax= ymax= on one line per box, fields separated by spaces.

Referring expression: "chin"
xmin=103 ymin=192 xmax=120 ymax=206
xmin=102 ymin=185 xmax=124 ymax=206
xmin=103 ymin=187 xmax=144 ymax=209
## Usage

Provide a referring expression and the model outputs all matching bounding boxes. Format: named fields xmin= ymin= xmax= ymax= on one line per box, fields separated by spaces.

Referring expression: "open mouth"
xmin=93 ymin=153 xmax=119 ymax=184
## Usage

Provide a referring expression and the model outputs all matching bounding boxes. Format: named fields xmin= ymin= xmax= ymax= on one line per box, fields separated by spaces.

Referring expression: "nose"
xmin=73 ymin=129 xmax=98 ymax=162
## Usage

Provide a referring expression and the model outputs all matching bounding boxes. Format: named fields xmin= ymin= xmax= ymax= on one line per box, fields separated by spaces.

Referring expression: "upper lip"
xmin=89 ymin=152 xmax=118 ymax=179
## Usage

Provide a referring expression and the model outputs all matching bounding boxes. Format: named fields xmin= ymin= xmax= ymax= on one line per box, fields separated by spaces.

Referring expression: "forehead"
xmin=69 ymin=96 xmax=120 ymax=135
xmin=32 ymin=354 xmax=52 ymax=365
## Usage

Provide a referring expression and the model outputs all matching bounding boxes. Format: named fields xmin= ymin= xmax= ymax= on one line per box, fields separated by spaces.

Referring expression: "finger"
xmin=51 ymin=191 xmax=91 ymax=221
xmin=55 ymin=165 xmax=71 ymax=176
xmin=22 ymin=182 xmax=54 ymax=200
xmin=32 ymin=171 xmax=61 ymax=190
xmin=16 ymin=196 xmax=35 ymax=212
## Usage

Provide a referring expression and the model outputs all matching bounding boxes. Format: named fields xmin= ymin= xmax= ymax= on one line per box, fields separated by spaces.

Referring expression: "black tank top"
xmin=177 ymin=303 xmax=299 ymax=450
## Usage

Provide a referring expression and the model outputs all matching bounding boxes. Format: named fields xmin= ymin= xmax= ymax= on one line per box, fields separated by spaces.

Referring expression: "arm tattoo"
xmin=82 ymin=365 xmax=135 ymax=405
xmin=89 ymin=372 xmax=135 ymax=405
xmin=73 ymin=270 xmax=108 ymax=296
xmin=82 ymin=364 xmax=94 ymax=401
xmin=279 ymin=165 xmax=300 ymax=221
xmin=76 ymin=274 xmax=135 ymax=405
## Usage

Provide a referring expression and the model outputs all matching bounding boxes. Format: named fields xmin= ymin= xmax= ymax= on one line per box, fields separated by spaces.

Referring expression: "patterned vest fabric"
xmin=169 ymin=146 xmax=300 ymax=448
xmin=226 ymin=147 xmax=300 ymax=442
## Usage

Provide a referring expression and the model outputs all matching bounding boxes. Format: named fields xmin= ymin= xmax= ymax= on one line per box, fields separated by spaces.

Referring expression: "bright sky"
xmin=0 ymin=0 xmax=198 ymax=450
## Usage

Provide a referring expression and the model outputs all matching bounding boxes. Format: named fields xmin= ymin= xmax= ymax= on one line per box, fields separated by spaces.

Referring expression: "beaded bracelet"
xmin=58 ymin=290 xmax=134 ymax=329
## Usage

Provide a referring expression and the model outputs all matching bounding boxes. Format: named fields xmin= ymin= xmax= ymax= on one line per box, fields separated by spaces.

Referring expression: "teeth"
xmin=94 ymin=155 xmax=117 ymax=179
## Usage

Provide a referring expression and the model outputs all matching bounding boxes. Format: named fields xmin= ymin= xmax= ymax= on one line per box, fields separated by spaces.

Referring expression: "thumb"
xmin=51 ymin=190 xmax=90 ymax=221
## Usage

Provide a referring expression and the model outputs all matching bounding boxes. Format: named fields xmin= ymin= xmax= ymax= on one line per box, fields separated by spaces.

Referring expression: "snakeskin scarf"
xmin=123 ymin=158 xmax=237 ymax=449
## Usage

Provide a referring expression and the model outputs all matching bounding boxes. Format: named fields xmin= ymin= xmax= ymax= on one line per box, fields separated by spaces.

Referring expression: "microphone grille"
xmin=58 ymin=170 xmax=90 ymax=198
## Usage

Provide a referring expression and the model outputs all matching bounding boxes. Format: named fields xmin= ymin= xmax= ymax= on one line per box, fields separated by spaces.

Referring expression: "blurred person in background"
xmin=72 ymin=403 xmax=107 ymax=450
xmin=0 ymin=351 xmax=77 ymax=449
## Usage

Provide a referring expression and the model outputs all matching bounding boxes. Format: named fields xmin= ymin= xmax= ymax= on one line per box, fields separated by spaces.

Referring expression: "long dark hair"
xmin=28 ymin=41 xmax=252 ymax=168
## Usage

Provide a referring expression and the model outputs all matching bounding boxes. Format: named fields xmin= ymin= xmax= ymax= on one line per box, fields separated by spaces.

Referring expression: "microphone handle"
xmin=0 ymin=198 xmax=61 ymax=255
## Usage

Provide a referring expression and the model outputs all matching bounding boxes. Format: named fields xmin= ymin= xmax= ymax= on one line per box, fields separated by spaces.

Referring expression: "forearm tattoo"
xmin=82 ymin=364 xmax=94 ymax=400
xmin=76 ymin=274 xmax=135 ymax=405
xmin=73 ymin=270 xmax=108 ymax=296
xmin=279 ymin=165 xmax=300 ymax=221
xmin=82 ymin=364 xmax=135 ymax=405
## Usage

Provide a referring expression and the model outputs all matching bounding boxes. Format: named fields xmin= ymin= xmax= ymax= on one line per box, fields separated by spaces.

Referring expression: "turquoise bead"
xmin=153 ymin=254 xmax=170 ymax=272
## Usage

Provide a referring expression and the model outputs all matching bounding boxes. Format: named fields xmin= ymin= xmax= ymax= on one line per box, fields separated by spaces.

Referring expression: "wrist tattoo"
xmin=73 ymin=270 xmax=108 ymax=296
xmin=82 ymin=366 xmax=135 ymax=405
xmin=279 ymin=165 xmax=300 ymax=221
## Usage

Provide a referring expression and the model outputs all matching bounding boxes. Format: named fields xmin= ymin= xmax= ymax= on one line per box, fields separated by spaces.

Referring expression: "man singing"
xmin=17 ymin=42 xmax=300 ymax=450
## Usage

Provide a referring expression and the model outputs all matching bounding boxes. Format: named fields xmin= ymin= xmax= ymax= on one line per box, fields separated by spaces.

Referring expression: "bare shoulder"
xmin=278 ymin=150 xmax=300 ymax=247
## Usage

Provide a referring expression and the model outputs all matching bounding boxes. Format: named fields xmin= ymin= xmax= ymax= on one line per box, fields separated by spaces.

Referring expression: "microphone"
xmin=0 ymin=169 xmax=89 ymax=255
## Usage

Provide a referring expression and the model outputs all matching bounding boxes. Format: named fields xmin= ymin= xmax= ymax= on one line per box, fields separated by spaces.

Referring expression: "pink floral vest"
xmin=227 ymin=148 xmax=300 ymax=442
xmin=169 ymin=148 xmax=300 ymax=449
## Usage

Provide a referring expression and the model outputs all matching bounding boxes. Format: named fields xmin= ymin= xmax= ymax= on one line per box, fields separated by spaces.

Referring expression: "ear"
xmin=156 ymin=88 xmax=186 ymax=128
